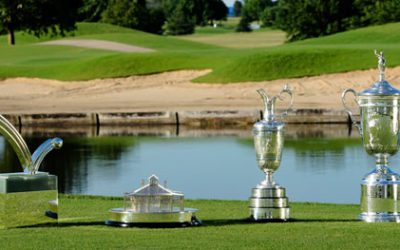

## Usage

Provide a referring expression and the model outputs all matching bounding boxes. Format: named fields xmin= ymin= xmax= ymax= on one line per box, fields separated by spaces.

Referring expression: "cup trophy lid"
xmin=358 ymin=50 xmax=400 ymax=97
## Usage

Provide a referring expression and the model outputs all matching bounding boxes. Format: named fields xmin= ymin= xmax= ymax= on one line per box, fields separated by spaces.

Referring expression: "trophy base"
xmin=105 ymin=208 xmax=201 ymax=227
xmin=0 ymin=172 xmax=58 ymax=229
xmin=360 ymin=166 xmax=400 ymax=223
xmin=359 ymin=212 xmax=400 ymax=223
xmin=249 ymin=207 xmax=290 ymax=221
xmin=249 ymin=186 xmax=290 ymax=221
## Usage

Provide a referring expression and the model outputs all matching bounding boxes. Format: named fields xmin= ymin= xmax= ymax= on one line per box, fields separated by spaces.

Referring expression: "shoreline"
xmin=2 ymin=108 xmax=350 ymax=128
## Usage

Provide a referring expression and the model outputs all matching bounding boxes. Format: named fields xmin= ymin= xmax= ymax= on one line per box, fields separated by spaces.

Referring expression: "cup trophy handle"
xmin=341 ymin=88 xmax=362 ymax=135
xmin=277 ymin=84 xmax=294 ymax=119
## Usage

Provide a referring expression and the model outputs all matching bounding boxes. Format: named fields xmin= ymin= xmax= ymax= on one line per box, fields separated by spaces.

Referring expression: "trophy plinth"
xmin=249 ymin=86 xmax=293 ymax=221
xmin=342 ymin=50 xmax=400 ymax=222
xmin=249 ymin=183 xmax=290 ymax=220
xmin=359 ymin=166 xmax=400 ymax=222
xmin=0 ymin=172 xmax=58 ymax=229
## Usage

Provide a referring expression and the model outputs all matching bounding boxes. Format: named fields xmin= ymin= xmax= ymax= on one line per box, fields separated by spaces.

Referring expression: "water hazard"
xmin=0 ymin=124 xmax=392 ymax=204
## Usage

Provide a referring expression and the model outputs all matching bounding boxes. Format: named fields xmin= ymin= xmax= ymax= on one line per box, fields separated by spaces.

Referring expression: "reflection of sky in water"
xmin=1 ymin=134 xmax=400 ymax=204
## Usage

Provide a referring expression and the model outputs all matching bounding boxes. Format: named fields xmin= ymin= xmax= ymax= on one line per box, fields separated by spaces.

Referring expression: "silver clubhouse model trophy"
xmin=342 ymin=50 xmax=400 ymax=222
xmin=106 ymin=175 xmax=201 ymax=227
xmin=0 ymin=115 xmax=62 ymax=228
xmin=249 ymin=85 xmax=293 ymax=221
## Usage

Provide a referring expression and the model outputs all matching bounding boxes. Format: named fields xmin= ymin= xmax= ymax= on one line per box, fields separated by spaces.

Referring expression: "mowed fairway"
xmin=1 ymin=22 xmax=400 ymax=82
xmin=180 ymin=28 xmax=286 ymax=48
xmin=179 ymin=18 xmax=286 ymax=48
xmin=0 ymin=195 xmax=399 ymax=249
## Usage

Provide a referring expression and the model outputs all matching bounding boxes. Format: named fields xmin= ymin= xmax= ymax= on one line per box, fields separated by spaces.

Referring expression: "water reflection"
xmin=0 ymin=124 xmax=390 ymax=204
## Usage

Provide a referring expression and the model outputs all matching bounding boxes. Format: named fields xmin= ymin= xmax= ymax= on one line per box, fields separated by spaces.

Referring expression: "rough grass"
xmin=0 ymin=195 xmax=399 ymax=249
xmin=1 ymin=22 xmax=400 ymax=82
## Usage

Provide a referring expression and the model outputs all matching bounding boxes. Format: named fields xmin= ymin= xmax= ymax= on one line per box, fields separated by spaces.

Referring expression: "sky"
xmin=223 ymin=0 xmax=238 ymax=7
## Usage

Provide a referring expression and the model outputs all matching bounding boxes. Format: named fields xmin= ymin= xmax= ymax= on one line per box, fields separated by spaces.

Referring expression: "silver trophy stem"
xmin=375 ymin=154 xmax=388 ymax=168
xmin=258 ymin=171 xmax=276 ymax=188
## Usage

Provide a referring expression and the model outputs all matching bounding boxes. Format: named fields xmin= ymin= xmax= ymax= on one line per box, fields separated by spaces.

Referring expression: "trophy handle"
xmin=277 ymin=84 xmax=294 ymax=119
xmin=341 ymin=88 xmax=362 ymax=135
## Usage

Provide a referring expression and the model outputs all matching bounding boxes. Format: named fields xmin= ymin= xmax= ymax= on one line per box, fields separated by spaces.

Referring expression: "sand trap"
xmin=0 ymin=67 xmax=399 ymax=114
xmin=39 ymin=39 xmax=154 ymax=53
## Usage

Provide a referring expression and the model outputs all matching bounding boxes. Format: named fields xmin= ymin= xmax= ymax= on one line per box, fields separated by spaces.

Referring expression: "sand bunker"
xmin=39 ymin=39 xmax=154 ymax=53
xmin=1 ymin=67 xmax=400 ymax=114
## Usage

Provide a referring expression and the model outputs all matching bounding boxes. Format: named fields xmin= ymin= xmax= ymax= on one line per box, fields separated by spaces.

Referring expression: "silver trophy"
xmin=342 ymin=50 xmax=400 ymax=222
xmin=249 ymin=85 xmax=293 ymax=221
xmin=106 ymin=175 xmax=200 ymax=227
xmin=0 ymin=115 xmax=62 ymax=228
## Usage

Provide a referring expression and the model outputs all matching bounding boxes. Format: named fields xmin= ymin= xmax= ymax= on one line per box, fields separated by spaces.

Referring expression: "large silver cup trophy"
xmin=342 ymin=50 xmax=400 ymax=222
xmin=249 ymin=85 xmax=293 ymax=221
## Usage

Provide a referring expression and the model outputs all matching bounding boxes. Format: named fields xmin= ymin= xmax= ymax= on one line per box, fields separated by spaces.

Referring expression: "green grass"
xmin=180 ymin=27 xmax=286 ymax=48
xmin=0 ymin=195 xmax=399 ymax=249
xmin=1 ymin=21 xmax=400 ymax=82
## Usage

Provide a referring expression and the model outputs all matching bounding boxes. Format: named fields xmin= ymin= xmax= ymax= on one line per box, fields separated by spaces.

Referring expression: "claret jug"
xmin=249 ymin=84 xmax=293 ymax=221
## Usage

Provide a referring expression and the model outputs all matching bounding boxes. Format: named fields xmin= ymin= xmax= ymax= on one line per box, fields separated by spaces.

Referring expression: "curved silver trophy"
xmin=249 ymin=85 xmax=293 ymax=221
xmin=342 ymin=50 xmax=400 ymax=222
xmin=0 ymin=115 xmax=62 ymax=228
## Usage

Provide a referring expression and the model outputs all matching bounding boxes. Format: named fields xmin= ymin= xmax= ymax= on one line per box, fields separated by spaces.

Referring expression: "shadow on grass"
xmin=201 ymin=218 xmax=359 ymax=227
xmin=19 ymin=218 xmax=360 ymax=229
xmin=19 ymin=221 xmax=106 ymax=228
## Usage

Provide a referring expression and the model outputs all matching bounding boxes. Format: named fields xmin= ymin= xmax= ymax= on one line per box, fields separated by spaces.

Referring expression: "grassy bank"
xmin=0 ymin=195 xmax=399 ymax=249
xmin=1 ymin=22 xmax=400 ymax=82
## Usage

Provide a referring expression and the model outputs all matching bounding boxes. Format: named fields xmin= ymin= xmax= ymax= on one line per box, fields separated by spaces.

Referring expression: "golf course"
xmin=1 ymin=20 xmax=400 ymax=83
xmin=2 ymin=12 xmax=400 ymax=249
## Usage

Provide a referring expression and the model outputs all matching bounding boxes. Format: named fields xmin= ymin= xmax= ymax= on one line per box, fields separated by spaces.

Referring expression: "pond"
xmin=0 ymin=124 xmax=393 ymax=204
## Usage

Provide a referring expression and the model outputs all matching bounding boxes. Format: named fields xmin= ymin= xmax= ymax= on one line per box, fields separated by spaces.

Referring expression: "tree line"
xmin=237 ymin=0 xmax=400 ymax=41
xmin=0 ymin=0 xmax=228 ymax=45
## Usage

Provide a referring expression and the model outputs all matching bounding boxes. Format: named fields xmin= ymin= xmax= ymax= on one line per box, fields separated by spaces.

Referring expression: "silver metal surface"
xmin=107 ymin=208 xmax=197 ymax=224
xmin=249 ymin=85 xmax=293 ymax=221
xmin=0 ymin=114 xmax=63 ymax=174
xmin=0 ymin=115 xmax=63 ymax=227
xmin=254 ymin=129 xmax=284 ymax=174
xmin=249 ymin=197 xmax=288 ymax=207
xmin=0 ymin=172 xmax=58 ymax=228
xmin=107 ymin=175 xmax=200 ymax=226
xmin=341 ymin=50 xmax=400 ymax=222
xmin=249 ymin=207 xmax=290 ymax=221
xmin=359 ymin=212 xmax=400 ymax=223
xmin=251 ymin=187 xmax=286 ymax=198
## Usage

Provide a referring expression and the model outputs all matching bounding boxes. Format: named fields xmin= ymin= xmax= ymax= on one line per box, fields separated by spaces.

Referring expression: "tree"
xmin=0 ymin=0 xmax=82 ymax=45
xmin=78 ymin=0 xmax=109 ymax=22
xmin=243 ymin=0 xmax=273 ymax=21
xmin=236 ymin=0 xmax=274 ymax=32
xmin=192 ymin=0 xmax=228 ymax=26
xmin=351 ymin=0 xmax=400 ymax=27
xmin=236 ymin=8 xmax=251 ymax=32
xmin=274 ymin=0 xmax=356 ymax=41
xmin=163 ymin=0 xmax=195 ymax=35
xmin=102 ymin=0 xmax=148 ymax=30
xmin=233 ymin=1 xmax=243 ymax=17
xmin=207 ymin=0 xmax=228 ymax=24
xmin=102 ymin=0 xmax=165 ymax=34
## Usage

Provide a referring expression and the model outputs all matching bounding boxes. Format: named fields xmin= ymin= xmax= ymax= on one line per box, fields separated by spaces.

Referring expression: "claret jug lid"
xmin=359 ymin=50 xmax=400 ymax=97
